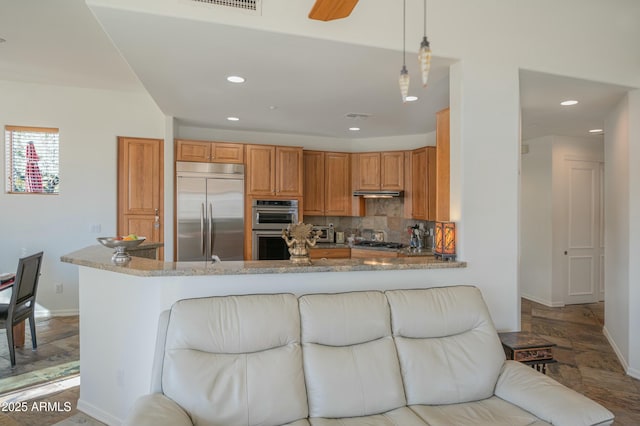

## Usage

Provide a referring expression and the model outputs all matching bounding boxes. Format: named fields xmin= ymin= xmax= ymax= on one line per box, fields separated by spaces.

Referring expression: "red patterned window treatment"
xmin=5 ymin=125 xmax=59 ymax=194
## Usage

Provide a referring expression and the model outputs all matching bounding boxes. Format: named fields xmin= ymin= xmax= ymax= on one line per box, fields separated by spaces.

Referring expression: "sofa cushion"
xmin=300 ymin=291 xmax=406 ymax=418
xmin=162 ymin=294 xmax=307 ymax=426
xmin=300 ymin=290 xmax=391 ymax=346
xmin=410 ymin=396 xmax=551 ymax=426
xmin=309 ymin=407 xmax=428 ymax=425
xmin=386 ymin=286 xmax=505 ymax=405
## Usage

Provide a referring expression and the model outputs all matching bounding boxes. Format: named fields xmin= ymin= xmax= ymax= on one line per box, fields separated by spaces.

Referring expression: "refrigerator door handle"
xmin=209 ymin=202 xmax=214 ymax=257
xmin=200 ymin=203 xmax=205 ymax=256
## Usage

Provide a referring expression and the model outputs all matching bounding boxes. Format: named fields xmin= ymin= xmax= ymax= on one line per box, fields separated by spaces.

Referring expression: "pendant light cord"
xmin=403 ymin=0 xmax=406 ymax=66
xmin=423 ymin=0 xmax=427 ymax=36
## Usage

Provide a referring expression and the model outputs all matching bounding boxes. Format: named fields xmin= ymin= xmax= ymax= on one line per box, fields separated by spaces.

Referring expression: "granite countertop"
xmin=61 ymin=245 xmax=466 ymax=277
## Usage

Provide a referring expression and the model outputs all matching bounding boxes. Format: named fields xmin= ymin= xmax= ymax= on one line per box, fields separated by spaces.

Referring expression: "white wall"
xmin=628 ymin=90 xmax=640 ymax=378
xmin=604 ymin=94 xmax=632 ymax=376
xmin=520 ymin=137 xmax=553 ymax=305
xmin=605 ymin=90 xmax=640 ymax=379
xmin=0 ymin=80 xmax=165 ymax=316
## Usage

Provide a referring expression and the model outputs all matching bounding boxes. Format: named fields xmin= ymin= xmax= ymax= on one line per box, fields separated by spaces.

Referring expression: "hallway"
xmin=522 ymin=299 xmax=640 ymax=424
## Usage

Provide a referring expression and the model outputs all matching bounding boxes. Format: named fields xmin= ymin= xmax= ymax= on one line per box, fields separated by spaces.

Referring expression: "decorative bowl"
xmin=97 ymin=237 xmax=146 ymax=249
xmin=97 ymin=237 xmax=146 ymax=264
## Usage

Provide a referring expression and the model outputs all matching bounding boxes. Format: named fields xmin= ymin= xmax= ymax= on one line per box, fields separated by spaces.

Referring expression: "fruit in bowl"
xmin=97 ymin=235 xmax=146 ymax=249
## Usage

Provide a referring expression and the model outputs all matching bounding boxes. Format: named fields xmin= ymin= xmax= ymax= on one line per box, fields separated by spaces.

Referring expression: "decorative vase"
xmin=282 ymin=223 xmax=322 ymax=264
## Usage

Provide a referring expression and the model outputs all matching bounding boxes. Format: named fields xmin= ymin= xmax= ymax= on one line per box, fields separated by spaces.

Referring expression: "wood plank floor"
xmin=0 ymin=301 xmax=639 ymax=425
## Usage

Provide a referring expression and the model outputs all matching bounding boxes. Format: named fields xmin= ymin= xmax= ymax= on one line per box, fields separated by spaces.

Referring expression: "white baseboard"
xmin=77 ymin=398 xmax=123 ymax=426
xmin=602 ymin=325 xmax=630 ymax=374
xmin=34 ymin=309 xmax=79 ymax=318
xmin=628 ymin=366 xmax=640 ymax=380
xmin=521 ymin=293 xmax=565 ymax=308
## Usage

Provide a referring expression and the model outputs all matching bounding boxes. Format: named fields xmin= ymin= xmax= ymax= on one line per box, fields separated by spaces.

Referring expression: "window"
xmin=5 ymin=125 xmax=59 ymax=194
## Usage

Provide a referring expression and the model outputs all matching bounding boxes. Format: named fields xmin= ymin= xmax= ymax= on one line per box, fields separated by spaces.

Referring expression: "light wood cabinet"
xmin=355 ymin=152 xmax=381 ymax=190
xmin=410 ymin=146 xmax=436 ymax=221
xmin=175 ymin=139 xmax=244 ymax=164
xmin=350 ymin=248 xmax=399 ymax=259
xmin=309 ymin=247 xmax=351 ymax=259
xmin=380 ymin=151 xmax=405 ymax=190
xmin=303 ymin=151 xmax=353 ymax=217
xmin=303 ymin=151 xmax=325 ymax=215
xmin=353 ymin=151 xmax=404 ymax=191
xmin=276 ymin=146 xmax=304 ymax=197
xmin=246 ymin=144 xmax=302 ymax=197
xmin=325 ymin=152 xmax=351 ymax=216
xmin=435 ymin=108 xmax=450 ymax=221
xmin=118 ymin=137 xmax=164 ymax=258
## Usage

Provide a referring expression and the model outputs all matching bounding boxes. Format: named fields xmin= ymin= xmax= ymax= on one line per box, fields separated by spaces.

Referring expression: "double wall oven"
xmin=251 ymin=200 xmax=298 ymax=260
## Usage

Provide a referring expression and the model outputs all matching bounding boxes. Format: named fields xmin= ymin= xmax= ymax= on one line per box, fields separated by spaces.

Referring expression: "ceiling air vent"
xmin=345 ymin=113 xmax=372 ymax=119
xmin=190 ymin=0 xmax=261 ymax=12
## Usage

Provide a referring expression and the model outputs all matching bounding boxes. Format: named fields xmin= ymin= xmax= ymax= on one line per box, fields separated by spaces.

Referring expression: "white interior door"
xmin=564 ymin=159 xmax=603 ymax=305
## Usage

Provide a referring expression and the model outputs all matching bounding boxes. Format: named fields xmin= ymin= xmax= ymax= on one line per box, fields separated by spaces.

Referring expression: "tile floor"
xmin=521 ymin=299 xmax=640 ymax=425
xmin=0 ymin=301 xmax=639 ymax=425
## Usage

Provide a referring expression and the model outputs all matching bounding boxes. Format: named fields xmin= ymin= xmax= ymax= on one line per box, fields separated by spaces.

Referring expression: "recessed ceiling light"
xmin=589 ymin=129 xmax=603 ymax=133
xmin=349 ymin=127 xmax=360 ymax=131
xmin=560 ymin=100 xmax=579 ymax=106
xmin=227 ymin=117 xmax=240 ymax=121
xmin=268 ymin=105 xmax=278 ymax=110
xmin=405 ymin=96 xmax=418 ymax=102
xmin=226 ymin=76 xmax=245 ymax=83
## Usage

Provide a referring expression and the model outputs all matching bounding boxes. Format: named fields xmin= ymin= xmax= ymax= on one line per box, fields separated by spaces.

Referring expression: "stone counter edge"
xmin=61 ymin=245 xmax=466 ymax=277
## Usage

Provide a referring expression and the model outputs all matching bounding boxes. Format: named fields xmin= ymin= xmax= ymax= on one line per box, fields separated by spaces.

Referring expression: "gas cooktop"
xmin=354 ymin=241 xmax=405 ymax=249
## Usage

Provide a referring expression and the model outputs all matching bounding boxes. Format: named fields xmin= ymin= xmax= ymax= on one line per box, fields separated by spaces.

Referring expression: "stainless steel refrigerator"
xmin=176 ymin=161 xmax=244 ymax=261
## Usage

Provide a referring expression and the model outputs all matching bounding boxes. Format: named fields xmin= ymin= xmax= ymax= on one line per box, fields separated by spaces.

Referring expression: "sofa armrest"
xmin=495 ymin=360 xmax=613 ymax=426
xmin=124 ymin=393 xmax=192 ymax=426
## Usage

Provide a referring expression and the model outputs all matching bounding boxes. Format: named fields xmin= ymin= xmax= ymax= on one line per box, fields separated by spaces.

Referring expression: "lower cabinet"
xmin=349 ymin=248 xmax=399 ymax=259
xmin=309 ymin=247 xmax=351 ymax=259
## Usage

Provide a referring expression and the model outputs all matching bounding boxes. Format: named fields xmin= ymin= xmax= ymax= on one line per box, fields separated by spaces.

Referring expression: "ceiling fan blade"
xmin=308 ymin=0 xmax=359 ymax=21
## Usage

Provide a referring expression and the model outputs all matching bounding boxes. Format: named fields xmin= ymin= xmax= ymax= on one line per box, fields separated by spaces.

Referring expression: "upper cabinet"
xmin=410 ymin=146 xmax=436 ymax=221
xmin=176 ymin=139 xmax=244 ymax=164
xmin=381 ymin=151 xmax=405 ymax=190
xmin=303 ymin=151 xmax=325 ymax=215
xmin=353 ymin=151 xmax=404 ymax=191
xmin=246 ymin=144 xmax=303 ymax=197
xmin=407 ymin=108 xmax=450 ymax=221
xmin=303 ymin=151 xmax=351 ymax=216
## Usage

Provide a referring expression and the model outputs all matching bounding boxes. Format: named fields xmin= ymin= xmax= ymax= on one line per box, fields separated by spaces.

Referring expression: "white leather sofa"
xmin=125 ymin=286 xmax=614 ymax=426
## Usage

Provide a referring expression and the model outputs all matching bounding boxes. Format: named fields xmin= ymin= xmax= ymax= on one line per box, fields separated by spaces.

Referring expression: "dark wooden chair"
xmin=0 ymin=252 xmax=43 ymax=367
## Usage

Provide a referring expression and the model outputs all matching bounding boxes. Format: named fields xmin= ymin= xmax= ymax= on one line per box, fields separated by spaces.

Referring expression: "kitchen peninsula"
xmin=62 ymin=245 xmax=465 ymax=424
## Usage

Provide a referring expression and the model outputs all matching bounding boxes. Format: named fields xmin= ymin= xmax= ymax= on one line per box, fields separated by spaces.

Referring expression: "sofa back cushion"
xmin=162 ymin=294 xmax=307 ymax=426
xmin=386 ymin=286 xmax=505 ymax=405
xmin=299 ymin=291 xmax=406 ymax=418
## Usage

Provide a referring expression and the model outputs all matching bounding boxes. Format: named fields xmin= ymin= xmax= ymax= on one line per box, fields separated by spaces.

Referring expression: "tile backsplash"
xmin=306 ymin=198 xmax=434 ymax=248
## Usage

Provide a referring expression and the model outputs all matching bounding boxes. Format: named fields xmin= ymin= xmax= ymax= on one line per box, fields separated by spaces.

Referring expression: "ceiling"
xmin=0 ymin=0 xmax=633 ymax=141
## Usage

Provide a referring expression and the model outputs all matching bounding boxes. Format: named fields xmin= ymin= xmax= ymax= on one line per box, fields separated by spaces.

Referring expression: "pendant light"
xmin=418 ymin=0 xmax=432 ymax=87
xmin=399 ymin=0 xmax=410 ymax=102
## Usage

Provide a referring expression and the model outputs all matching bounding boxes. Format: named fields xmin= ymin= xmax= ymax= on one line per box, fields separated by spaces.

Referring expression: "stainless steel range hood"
xmin=353 ymin=190 xmax=404 ymax=198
